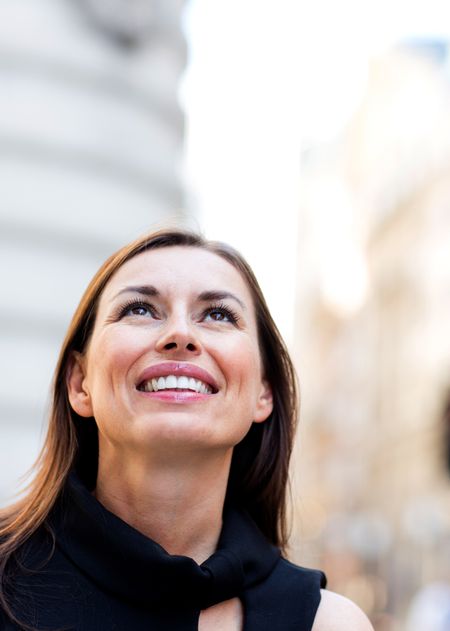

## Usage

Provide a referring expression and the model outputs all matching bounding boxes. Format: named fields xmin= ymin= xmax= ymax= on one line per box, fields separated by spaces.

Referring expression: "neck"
xmin=94 ymin=445 xmax=233 ymax=564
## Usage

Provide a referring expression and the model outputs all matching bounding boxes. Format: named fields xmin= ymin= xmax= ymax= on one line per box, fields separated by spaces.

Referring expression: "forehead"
xmin=102 ymin=246 xmax=254 ymax=303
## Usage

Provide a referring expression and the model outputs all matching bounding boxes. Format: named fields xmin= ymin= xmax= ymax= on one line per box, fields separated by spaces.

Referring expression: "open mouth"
xmin=137 ymin=375 xmax=217 ymax=394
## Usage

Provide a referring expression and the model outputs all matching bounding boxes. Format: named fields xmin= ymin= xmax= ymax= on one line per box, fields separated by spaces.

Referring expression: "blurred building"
xmin=291 ymin=44 xmax=450 ymax=629
xmin=0 ymin=0 xmax=186 ymax=505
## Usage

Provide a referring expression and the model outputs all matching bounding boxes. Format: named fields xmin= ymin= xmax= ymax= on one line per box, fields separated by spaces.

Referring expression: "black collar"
xmin=51 ymin=472 xmax=280 ymax=611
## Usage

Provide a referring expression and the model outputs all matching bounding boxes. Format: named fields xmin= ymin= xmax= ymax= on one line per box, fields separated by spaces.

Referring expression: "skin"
xmin=67 ymin=246 xmax=374 ymax=631
xmin=313 ymin=591 xmax=374 ymax=631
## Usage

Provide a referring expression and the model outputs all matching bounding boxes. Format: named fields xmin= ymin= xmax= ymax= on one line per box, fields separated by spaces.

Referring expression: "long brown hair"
xmin=0 ymin=228 xmax=298 ymax=622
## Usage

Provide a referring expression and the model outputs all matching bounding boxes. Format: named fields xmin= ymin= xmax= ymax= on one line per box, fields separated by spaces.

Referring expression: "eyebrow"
xmin=111 ymin=285 xmax=246 ymax=310
xmin=197 ymin=290 xmax=246 ymax=310
xmin=112 ymin=285 xmax=159 ymax=301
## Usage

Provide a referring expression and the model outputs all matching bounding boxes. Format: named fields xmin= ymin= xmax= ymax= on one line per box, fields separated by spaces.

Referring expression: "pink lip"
xmin=141 ymin=390 xmax=211 ymax=403
xmin=136 ymin=362 xmax=219 ymax=393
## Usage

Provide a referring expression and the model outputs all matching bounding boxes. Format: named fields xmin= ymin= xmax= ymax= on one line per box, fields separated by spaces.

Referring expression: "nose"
xmin=155 ymin=313 xmax=201 ymax=356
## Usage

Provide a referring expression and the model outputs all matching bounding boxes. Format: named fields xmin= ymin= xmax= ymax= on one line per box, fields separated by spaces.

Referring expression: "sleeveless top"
xmin=1 ymin=473 xmax=326 ymax=630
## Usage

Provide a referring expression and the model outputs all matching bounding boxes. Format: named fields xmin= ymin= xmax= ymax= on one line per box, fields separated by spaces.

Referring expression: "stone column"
xmin=0 ymin=0 xmax=187 ymax=503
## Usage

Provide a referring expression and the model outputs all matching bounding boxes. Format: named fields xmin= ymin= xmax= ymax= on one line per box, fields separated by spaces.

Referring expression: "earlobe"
xmin=254 ymin=380 xmax=273 ymax=424
xmin=66 ymin=352 xmax=93 ymax=418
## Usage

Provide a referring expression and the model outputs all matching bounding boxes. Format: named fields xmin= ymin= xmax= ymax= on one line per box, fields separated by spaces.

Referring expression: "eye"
xmin=202 ymin=303 xmax=239 ymax=324
xmin=118 ymin=300 xmax=158 ymax=319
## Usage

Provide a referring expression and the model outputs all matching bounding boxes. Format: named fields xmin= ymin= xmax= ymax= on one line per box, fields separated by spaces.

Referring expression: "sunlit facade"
xmin=291 ymin=44 xmax=450 ymax=630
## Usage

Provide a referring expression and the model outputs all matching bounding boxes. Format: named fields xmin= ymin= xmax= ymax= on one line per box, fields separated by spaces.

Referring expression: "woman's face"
xmin=68 ymin=246 xmax=273 ymax=457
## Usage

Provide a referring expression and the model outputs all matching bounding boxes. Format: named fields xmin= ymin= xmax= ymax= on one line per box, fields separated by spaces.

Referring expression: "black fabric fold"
xmin=51 ymin=472 xmax=280 ymax=610
xmin=3 ymin=472 xmax=327 ymax=630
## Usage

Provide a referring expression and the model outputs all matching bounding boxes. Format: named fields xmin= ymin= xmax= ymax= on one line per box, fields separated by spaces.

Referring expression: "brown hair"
xmin=0 ymin=228 xmax=298 ymax=624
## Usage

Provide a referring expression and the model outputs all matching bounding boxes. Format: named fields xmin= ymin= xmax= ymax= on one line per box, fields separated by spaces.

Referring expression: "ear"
xmin=254 ymin=379 xmax=273 ymax=424
xmin=66 ymin=351 xmax=94 ymax=418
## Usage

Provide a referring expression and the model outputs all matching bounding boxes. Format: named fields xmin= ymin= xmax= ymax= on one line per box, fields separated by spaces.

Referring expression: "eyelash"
xmin=203 ymin=302 xmax=240 ymax=325
xmin=116 ymin=300 xmax=240 ymax=324
xmin=117 ymin=299 xmax=157 ymax=319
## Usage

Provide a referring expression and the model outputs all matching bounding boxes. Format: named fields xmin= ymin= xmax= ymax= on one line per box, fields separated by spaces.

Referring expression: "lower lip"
xmin=137 ymin=389 xmax=213 ymax=402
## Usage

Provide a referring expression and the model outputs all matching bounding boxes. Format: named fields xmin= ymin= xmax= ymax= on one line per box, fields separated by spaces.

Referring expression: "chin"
xmin=127 ymin=417 xmax=243 ymax=453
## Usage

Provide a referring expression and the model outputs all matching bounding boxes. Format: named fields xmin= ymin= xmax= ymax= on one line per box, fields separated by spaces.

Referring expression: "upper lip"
xmin=136 ymin=362 xmax=219 ymax=393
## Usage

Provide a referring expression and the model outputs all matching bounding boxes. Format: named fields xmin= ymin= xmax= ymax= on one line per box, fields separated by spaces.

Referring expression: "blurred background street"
xmin=1 ymin=1 xmax=449 ymax=629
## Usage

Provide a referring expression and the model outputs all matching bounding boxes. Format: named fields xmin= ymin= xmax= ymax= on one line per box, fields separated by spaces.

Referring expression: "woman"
xmin=0 ymin=229 xmax=373 ymax=630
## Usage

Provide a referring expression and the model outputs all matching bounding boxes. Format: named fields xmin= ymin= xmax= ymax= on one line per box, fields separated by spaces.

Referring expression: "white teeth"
xmin=165 ymin=375 xmax=177 ymax=389
xmin=140 ymin=375 xmax=213 ymax=394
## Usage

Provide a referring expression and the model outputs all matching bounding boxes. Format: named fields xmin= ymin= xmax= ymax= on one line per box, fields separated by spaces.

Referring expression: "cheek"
xmin=218 ymin=337 xmax=263 ymax=386
xmin=86 ymin=328 xmax=144 ymax=387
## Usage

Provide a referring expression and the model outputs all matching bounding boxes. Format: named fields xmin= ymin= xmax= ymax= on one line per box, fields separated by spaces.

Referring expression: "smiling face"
xmin=67 ymin=246 xmax=273 ymax=459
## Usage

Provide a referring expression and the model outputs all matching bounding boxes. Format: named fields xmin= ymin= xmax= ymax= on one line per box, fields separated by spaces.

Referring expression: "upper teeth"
xmin=139 ymin=375 xmax=213 ymax=394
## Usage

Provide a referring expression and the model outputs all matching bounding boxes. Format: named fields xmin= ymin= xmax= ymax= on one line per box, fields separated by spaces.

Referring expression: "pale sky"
xmin=180 ymin=0 xmax=449 ymax=343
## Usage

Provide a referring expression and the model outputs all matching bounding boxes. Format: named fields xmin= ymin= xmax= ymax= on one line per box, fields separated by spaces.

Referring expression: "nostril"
xmin=164 ymin=342 xmax=177 ymax=350
xmin=186 ymin=343 xmax=196 ymax=352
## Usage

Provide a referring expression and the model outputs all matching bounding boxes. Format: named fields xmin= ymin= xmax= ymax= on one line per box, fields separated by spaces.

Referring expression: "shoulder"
xmin=312 ymin=590 xmax=374 ymax=631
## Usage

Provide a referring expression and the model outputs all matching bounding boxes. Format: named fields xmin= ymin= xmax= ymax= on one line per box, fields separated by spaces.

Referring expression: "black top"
xmin=1 ymin=473 xmax=326 ymax=630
